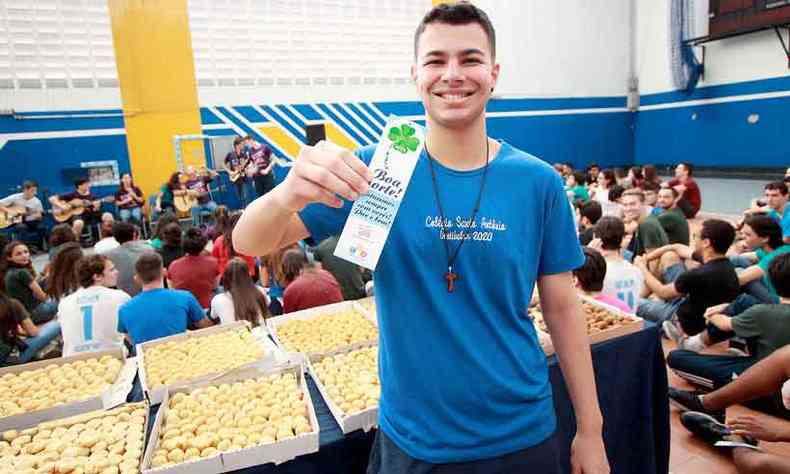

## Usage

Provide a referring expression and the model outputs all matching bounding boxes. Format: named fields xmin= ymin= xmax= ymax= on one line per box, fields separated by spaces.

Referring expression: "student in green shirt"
xmin=565 ymin=171 xmax=590 ymax=206
xmin=736 ymin=214 xmax=790 ymax=303
xmin=621 ymin=188 xmax=668 ymax=261
xmin=656 ymin=187 xmax=690 ymax=245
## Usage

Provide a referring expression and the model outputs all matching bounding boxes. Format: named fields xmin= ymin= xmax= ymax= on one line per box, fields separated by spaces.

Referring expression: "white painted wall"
xmin=637 ymin=0 xmax=790 ymax=96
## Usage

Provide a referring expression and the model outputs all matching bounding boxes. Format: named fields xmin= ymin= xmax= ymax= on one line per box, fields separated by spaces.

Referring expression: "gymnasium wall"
xmin=634 ymin=0 xmax=790 ymax=169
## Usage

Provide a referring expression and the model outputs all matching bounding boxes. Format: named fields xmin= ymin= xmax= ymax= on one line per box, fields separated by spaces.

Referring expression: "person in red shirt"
xmin=281 ymin=248 xmax=342 ymax=313
xmin=667 ymin=162 xmax=701 ymax=218
xmin=212 ymin=213 xmax=257 ymax=277
xmin=167 ymin=227 xmax=219 ymax=308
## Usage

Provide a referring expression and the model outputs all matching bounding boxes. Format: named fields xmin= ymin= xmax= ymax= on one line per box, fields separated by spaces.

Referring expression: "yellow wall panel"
xmin=108 ymin=0 xmax=203 ymax=196
xmin=324 ymin=123 xmax=358 ymax=152
xmin=258 ymin=125 xmax=302 ymax=160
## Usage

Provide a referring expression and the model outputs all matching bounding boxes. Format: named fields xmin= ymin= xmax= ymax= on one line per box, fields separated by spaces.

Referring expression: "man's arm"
xmin=634 ymin=257 xmax=682 ymax=300
xmin=49 ymin=194 xmax=68 ymax=210
xmin=737 ymin=265 xmax=764 ymax=286
xmin=706 ymin=313 xmax=733 ymax=332
xmin=643 ymin=243 xmax=692 ymax=263
xmin=538 ymin=272 xmax=609 ymax=473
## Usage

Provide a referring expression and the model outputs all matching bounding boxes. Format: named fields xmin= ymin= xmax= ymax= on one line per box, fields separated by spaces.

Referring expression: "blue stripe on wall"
xmin=345 ymin=103 xmax=383 ymax=135
xmin=261 ymin=105 xmax=306 ymax=142
xmin=14 ymin=109 xmax=123 ymax=117
xmin=233 ymin=106 xmax=268 ymax=123
xmin=330 ymin=103 xmax=378 ymax=143
xmin=200 ymin=108 xmax=224 ymax=125
xmin=293 ymin=104 xmax=323 ymax=121
xmin=275 ymin=105 xmax=307 ymax=130
xmin=640 ymin=76 xmax=790 ymax=106
xmin=359 ymin=103 xmax=387 ymax=126
xmin=374 ymin=101 xmax=424 ymax=117
xmin=214 ymin=106 xmax=283 ymax=156
xmin=315 ymin=104 xmax=369 ymax=145
xmin=0 ymin=115 xmax=125 ymax=133
xmin=487 ymin=96 xmax=627 ymax=112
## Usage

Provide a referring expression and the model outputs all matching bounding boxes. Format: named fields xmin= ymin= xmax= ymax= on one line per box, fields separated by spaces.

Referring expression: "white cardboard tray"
xmin=0 ymin=347 xmax=137 ymax=432
xmin=141 ymin=363 xmax=319 ymax=474
xmin=266 ymin=300 xmax=378 ymax=362
xmin=136 ymin=321 xmax=278 ymax=405
xmin=306 ymin=342 xmax=379 ymax=435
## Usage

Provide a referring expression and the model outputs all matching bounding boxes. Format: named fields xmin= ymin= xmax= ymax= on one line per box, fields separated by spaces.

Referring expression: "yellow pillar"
xmin=108 ymin=0 xmax=204 ymax=197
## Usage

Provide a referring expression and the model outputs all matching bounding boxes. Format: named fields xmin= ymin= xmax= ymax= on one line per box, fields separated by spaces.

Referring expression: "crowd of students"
xmin=0 ymin=206 xmax=371 ymax=366
xmin=563 ymin=163 xmax=790 ymax=472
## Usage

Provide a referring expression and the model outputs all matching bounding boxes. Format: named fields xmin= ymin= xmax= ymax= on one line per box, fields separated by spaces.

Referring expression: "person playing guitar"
xmin=114 ymin=172 xmax=145 ymax=224
xmin=224 ymin=136 xmax=253 ymax=209
xmin=243 ymin=135 xmax=277 ymax=199
xmin=157 ymin=171 xmax=188 ymax=217
xmin=49 ymin=178 xmax=103 ymax=241
xmin=185 ymin=165 xmax=219 ymax=225
xmin=0 ymin=180 xmax=47 ymax=252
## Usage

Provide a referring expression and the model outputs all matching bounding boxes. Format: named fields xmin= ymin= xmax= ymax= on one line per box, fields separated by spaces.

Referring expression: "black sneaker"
xmin=680 ymin=411 xmax=758 ymax=448
xmin=668 ymin=387 xmax=725 ymax=423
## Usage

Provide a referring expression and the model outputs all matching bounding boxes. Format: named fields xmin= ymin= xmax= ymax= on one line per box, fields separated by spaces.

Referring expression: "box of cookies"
xmin=266 ymin=301 xmax=379 ymax=361
xmin=137 ymin=321 xmax=274 ymax=405
xmin=0 ymin=401 xmax=149 ymax=474
xmin=141 ymin=363 xmax=319 ymax=473
xmin=530 ymin=293 xmax=644 ymax=356
xmin=307 ymin=343 xmax=379 ymax=434
xmin=0 ymin=347 xmax=137 ymax=433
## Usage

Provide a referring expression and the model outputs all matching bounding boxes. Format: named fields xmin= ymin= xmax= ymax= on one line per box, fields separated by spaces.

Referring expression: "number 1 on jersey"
xmin=80 ymin=305 xmax=94 ymax=340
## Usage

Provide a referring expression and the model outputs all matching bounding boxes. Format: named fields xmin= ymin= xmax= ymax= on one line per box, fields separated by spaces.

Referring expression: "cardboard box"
xmin=536 ymin=294 xmax=644 ymax=356
xmin=354 ymin=297 xmax=376 ymax=318
xmin=266 ymin=301 xmax=378 ymax=362
xmin=137 ymin=321 xmax=277 ymax=405
xmin=0 ymin=347 xmax=136 ymax=432
xmin=141 ymin=363 xmax=319 ymax=473
xmin=307 ymin=342 xmax=379 ymax=434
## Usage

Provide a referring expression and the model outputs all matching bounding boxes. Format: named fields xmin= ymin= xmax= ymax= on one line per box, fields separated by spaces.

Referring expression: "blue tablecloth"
xmin=143 ymin=324 xmax=669 ymax=474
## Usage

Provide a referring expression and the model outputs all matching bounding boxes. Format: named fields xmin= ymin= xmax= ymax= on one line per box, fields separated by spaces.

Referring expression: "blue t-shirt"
xmin=299 ymin=142 xmax=584 ymax=463
xmin=768 ymin=208 xmax=790 ymax=240
xmin=758 ymin=244 xmax=790 ymax=298
xmin=117 ymin=288 xmax=205 ymax=348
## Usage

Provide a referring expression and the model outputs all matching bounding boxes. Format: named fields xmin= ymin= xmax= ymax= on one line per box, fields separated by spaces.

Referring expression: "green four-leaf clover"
xmin=388 ymin=124 xmax=420 ymax=154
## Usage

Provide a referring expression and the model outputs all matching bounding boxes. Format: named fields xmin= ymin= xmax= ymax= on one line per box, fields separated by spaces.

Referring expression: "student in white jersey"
xmin=58 ymin=254 xmax=130 ymax=356
xmin=589 ymin=216 xmax=644 ymax=313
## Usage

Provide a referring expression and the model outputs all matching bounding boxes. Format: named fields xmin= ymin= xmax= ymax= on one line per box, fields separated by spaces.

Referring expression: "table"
xmin=144 ymin=324 xmax=670 ymax=474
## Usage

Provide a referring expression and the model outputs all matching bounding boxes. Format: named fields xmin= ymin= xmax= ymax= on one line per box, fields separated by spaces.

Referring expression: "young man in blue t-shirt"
xmin=117 ymin=252 xmax=212 ymax=349
xmin=234 ymin=4 xmax=608 ymax=473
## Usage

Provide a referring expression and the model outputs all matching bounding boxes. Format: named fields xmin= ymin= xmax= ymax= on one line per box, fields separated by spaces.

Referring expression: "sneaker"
xmin=662 ymin=319 xmax=684 ymax=345
xmin=680 ymin=411 xmax=757 ymax=448
xmin=679 ymin=334 xmax=706 ymax=352
xmin=668 ymin=387 xmax=725 ymax=423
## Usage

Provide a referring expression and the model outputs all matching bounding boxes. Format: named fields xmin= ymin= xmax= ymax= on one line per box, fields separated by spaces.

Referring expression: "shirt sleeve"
xmin=640 ymin=220 xmax=668 ymax=250
xmin=9 ymin=298 xmax=31 ymax=325
xmin=538 ymin=173 xmax=585 ymax=275
xmin=0 ymin=195 xmax=13 ymax=207
xmin=731 ymin=305 xmax=763 ymax=339
xmin=16 ymin=269 xmax=33 ymax=287
xmin=186 ymin=293 xmax=206 ymax=324
xmin=673 ymin=267 xmax=696 ymax=295
xmin=117 ymin=308 xmax=128 ymax=334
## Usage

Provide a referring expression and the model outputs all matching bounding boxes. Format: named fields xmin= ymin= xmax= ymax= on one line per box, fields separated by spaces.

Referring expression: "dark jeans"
xmin=253 ymin=172 xmax=275 ymax=198
xmin=233 ymin=178 xmax=253 ymax=208
xmin=14 ymin=220 xmax=47 ymax=249
xmin=366 ymin=429 xmax=562 ymax=474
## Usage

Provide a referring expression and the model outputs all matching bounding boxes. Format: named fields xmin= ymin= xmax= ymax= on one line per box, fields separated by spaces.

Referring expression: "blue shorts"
xmin=636 ymin=263 xmax=687 ymax=323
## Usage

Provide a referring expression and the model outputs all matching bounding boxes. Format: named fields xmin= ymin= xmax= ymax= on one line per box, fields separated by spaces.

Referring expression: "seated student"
xmin=668 ymin=253 xmax=790 ymax=390
xmin=622 ymin=188 xmax=669 ymax=261
xmin=48 ymin=223 xmax=78 ymax=260
xmin=733 ymin=215 xmax=790 ymax=304
xmin=642 ymin=181 xmax=661 ymax=216
xmin=156 ymin=222 xmax=184 ymax=270
xmin=184 ymin=166 xmax=219 ymax=226
xmin=93 ymin=213 xmax=120 ymax=254
xmin=117 ymin=253 xmax=212 ymax=348
xmin=667 ymin=162 xmax=702 ymax=219
xmin=747 ymin=181 xmax=789 ymax=245
xmin=43 ymin=241 xmax=83 ymax=302
xmin=655 ymin=187 xmax=690 ymax=245
xmin=572 ymin=248 xmax=632 ymax=313
xmin=1 ymin=241 xmax=56 ymax=324
xmin=106 ymin=222 xmax=154 ymax=297
xmin=58 ymin=255 xmax=130 ymax=356
xmin=565 ymin=171 xmax=590 ymax=206
xmin=0 ymin=180 xmax=47 ymax=252
xmin=0 ymin=292 xmax=60 ymax=364
xmin=212 ymin=213 xmax=256 ymax=277
xmin=311 ymin=235 xmax=368 ymax=301
xmin=671 ymin=345 xmax=790 ymax=474
xmin=211 ymin=258 xmax=269 ymax=327
xmin=148 ymin=212 xmax=179 ymax=251
xmin=282 ymin=248 xmax=343 ymax=313
xmin=49 ymin=178 xmax=102 ymax=241
xmin=590 ymin=216 xmax=643 ymax=313
xmin=635 ymin=220 xmax=740 ymax=341
xmin=167 ymin=228 xmax=219 ymax=309
xmin=577 ymin=200 xmax=602 ymax=247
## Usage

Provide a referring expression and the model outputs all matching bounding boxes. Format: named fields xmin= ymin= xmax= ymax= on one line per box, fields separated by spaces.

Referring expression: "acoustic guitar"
xmin=0 ymin=206 xmax=27 ymax=229
xmin=228 ymin=155 xmax=254 ymax=183
xmin=52 ymin=196 xmax=115 ymax=223
xmin=173 ymin=191 xmax=198 ymax=218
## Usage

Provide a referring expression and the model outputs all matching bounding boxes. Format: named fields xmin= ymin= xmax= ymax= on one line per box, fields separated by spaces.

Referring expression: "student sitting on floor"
xmin=281 ymin=248 xmax=343 ymax=314
xmin=0 ymin=292 xmax=60 ymax=365
xmin=731 ymin=215 xmax=790 ymax=305
xmin=211 ymin=258 xmax=269 ymax=327
xmin=572 ymin=247 xmax=632 ymax=313
xmin=168 ymin=227 xmax=219 ymax=309
xmin=577 ymin=200 xmax=602 ymax=247
xmin=589 ymin=216 xmax=643 ymax=313
xmin=655 ymin=187 xmax=690 ymax=245
xmin=667 ymin=253 xmax=790 ymax=408
xmin=669 ymin=344 xmax=790 ymax=473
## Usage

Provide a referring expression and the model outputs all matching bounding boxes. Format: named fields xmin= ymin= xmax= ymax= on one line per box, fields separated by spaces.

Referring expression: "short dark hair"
xmin=594 ymin=216 xmax=626 ymax=251
xmin=135 ymin=252 xmax=163 ymax=284
xmin=182 ymin=227 xmax=207 ymax=256
xmin=744 ymin=214 xmax=784 ymax=250
xmin=162 ymin=223 xmax=182 ymax=248
xmin=608 ymin=184 xmax=626 ymax=202
xmin=22 ymin=180 xmax=37 ymax=190
xmin=49 ymin=224 xmax=77 ymax=248
xmin=282 ymin=248 xmax=308 ymax=285
xmin=74 ymin=178 xmax=89 ymax=187
xmin=414 ymin=2 xmax=496 ymax=60
xmin=600 ymin=169 xmax=616 ymax=187
xmin=768 ymin=253 xmax=790 ymax=298
xmin=679 ymin=162 xmax=694 ymax=176
xmin=642 ymin=181 xmax=660 ymax=193
xmin=233 ymin=136 xmax=244 ymax=147
xmin=764 ymin=181 xmax=789 ymax=196
xmin=112 ymin=221 xmax=136 ymax=244
xmin=579 ymin=200 xmax=603 ymax=226
xmin=571 ymin=171 xmax=585 ymax=186
xmin=77 ymin=255 xmax=109 ymax=288
xmin=573 ymin=247 xmax=607 ymax=293
xmin=699 ymin=219 xmax=736 ymax=254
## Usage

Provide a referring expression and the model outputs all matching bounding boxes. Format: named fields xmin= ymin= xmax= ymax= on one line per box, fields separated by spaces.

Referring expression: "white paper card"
xmin=334 ymin=117 xmax=424 ymax=270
